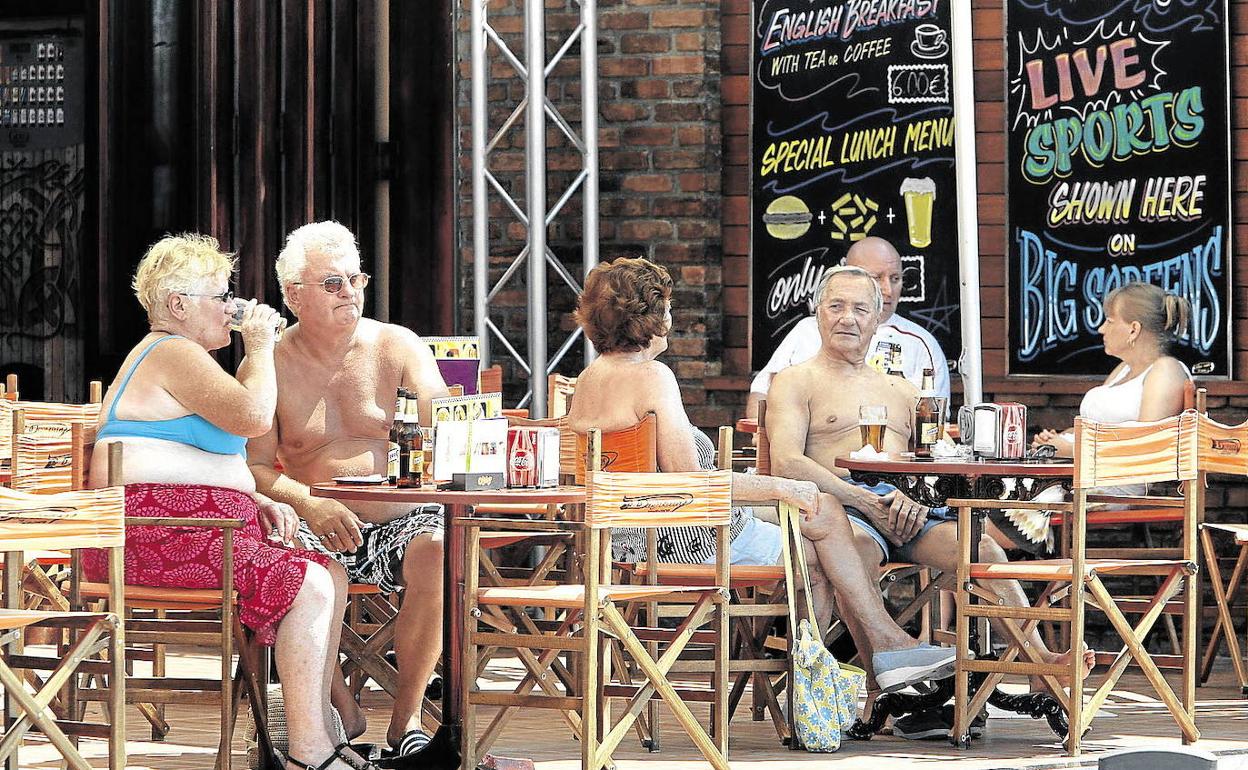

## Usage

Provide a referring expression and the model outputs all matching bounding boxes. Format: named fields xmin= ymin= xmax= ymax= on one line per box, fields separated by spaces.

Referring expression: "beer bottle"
xmin=387 ymin=388 xmax=407 ymax=485
xmin=397 ymin=391 xmax=424 ymax=488
xmin=912 ymin=368 xmax=942 ymax=458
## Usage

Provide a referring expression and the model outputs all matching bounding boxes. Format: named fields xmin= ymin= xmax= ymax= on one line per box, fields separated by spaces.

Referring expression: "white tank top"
xmin=1079 ymin=359 xmax=1191 ymax=424
xmin=1079 ymin=364 xmax=1154 ymax=424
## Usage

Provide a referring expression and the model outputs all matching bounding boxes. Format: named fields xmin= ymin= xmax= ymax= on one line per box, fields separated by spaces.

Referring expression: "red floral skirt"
xmin=83 ymin=483 xmax=332 ymax=645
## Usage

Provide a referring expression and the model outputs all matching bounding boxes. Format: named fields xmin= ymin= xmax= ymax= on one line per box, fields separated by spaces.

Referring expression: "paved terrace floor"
xmin=7 ymin=651 xmax=1248 ymax=769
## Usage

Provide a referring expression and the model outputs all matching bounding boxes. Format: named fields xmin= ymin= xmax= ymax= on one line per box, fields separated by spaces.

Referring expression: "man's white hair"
xmin=816 ymin=265 xmax=883 ymax=314
xmin=275 ymin=220 xmax=360 ymax=303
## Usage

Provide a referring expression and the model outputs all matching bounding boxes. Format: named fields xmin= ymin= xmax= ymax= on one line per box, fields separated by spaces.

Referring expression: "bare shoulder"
xmin=1147 ymin=356 xmax=1191 ymax=387
xmin=145 ymin=335 xmax=218 ymax=369
xmin=635 ymin=359 xmax=678 ymax=389
xmin=772 ymin=358 xmax=818 ymax=396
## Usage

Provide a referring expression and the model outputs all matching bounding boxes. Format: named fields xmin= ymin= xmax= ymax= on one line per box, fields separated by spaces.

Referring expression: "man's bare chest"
xmin=278 ymin=361 xmax=394 ymax=444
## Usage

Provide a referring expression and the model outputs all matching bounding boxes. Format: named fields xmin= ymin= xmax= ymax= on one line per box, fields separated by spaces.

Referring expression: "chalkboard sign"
xmin=1006 ymin=0 xmax=1232 ymax=377
xmin=750 ymin=0 xmax=962 ymax=372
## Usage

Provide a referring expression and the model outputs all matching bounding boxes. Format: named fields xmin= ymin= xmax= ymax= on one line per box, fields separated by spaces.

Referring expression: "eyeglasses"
xmin=292 ymin=273 xmax=371 ymax=294
xmin=181 ymin=290 xmax=235 ymax=304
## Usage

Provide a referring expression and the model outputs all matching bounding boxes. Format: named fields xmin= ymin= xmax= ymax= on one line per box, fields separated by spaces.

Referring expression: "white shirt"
xmin=750 ymin=314 xmax=952 ymax=404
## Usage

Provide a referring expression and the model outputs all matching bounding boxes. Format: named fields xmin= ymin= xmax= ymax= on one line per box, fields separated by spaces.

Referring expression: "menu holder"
xmin=432 ymin=392 xmax=502 ymax=425
xmin=432 ymin=393 xmax=506 ymax=490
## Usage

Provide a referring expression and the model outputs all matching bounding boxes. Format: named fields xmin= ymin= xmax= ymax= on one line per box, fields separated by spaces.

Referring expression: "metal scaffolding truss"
xmin=470 ymin=0 xmax=599 ymax=417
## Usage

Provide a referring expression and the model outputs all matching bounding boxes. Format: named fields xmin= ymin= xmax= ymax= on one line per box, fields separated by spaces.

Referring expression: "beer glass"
xmin=900 ymin=177 xmax=936 ymax=248
xmin=230 ymin=298 xmax=287 ymax=340
xmin=858 ymin=405 xmax=888 ymax=452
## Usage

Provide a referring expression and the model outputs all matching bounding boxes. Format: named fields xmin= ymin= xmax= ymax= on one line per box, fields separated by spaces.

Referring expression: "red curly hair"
xmin=574 ymin=257 xmax=673 ymax=354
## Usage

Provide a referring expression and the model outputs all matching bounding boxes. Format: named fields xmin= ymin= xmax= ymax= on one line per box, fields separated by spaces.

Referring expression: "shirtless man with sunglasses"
xmin=248 ymin=220 xmax=450 ymax=763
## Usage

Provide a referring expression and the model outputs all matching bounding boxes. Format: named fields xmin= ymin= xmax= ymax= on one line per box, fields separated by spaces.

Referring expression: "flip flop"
xmin=383 ymin=729 xmax=432 ymax=758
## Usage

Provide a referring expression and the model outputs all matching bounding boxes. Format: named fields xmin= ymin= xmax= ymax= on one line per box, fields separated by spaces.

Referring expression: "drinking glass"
xmin=230 ymin=298 xmax=287 ymax=340
xmin=858 ymin=405 xmax=888 ymax=452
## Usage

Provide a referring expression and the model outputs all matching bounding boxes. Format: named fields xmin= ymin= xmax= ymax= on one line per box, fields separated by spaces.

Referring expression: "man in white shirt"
xmin=746 ymin=236 xmax=950 ymax=420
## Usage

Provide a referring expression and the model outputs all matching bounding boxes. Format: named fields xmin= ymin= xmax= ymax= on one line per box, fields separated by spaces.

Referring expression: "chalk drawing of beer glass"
xmin=900 ymin=177 xmax=936 ymax=249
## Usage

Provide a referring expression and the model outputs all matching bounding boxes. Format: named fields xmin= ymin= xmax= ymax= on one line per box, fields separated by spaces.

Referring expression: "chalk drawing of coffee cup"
xmin=911 ymin=24 xmax=948 ymax=60
xmin=901 ymin=177 xmax=936 ymax=249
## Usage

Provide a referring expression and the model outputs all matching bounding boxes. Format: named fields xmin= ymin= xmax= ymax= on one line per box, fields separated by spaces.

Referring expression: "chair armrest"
xmin=945 ymin=498 xmax=1072 ymax=511
xmin=453 ymin=517 xmax=582 ymax=532
xmin=1084 ymin=494 xmax=1185 ymax=508
xmin=125 ymin=516 xmax=246 ymax=529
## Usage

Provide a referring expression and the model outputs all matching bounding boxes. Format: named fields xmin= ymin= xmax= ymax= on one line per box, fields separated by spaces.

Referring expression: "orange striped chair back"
xmin=0 ymin=485 xmax=125 ymax=552
xmin=1073 ymin=411 xmax=1199 ymax=490
xmin=1195 ymin=411 xmax=1248 ymax=477
xmin=547 ymin=374 xmax=577 ymax=418
xmin=1 ymin=386 xmax=102 ymax=464
xmin=574 ymin=412 xmax=658 ymax=484
xmin=586 ymin=468 xmax=732 ymax=530
xmin=9 ymin=403 xmax=100 ymax=492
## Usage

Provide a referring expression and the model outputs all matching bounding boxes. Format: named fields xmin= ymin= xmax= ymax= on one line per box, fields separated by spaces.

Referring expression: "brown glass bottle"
xmin=397 ymin=392 xmax=424 ymax=488
xmin=912 ymin=368 xmax=942 ymax=458
xmin=387 ymin=388 xmax=407 ymax=485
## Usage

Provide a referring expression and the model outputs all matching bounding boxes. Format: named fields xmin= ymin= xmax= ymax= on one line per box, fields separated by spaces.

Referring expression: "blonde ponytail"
xmin=1105 ymin=282 xmax=1189 ymax=348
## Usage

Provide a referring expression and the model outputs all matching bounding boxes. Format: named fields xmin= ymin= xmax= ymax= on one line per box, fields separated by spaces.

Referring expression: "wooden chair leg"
xmin=1200 ymin=532 xmax=1248 ymax=688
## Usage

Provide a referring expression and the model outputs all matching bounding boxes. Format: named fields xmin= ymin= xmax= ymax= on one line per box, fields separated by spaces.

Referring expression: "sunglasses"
xmin=181 ymin=289 xmax=236 ymax=304
xmin=292 ymin=273 xmax=371 ymax=294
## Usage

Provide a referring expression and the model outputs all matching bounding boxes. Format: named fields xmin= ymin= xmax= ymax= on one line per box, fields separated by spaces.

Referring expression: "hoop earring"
xmin=1129 ymin=336 xmax=1136 ymax=348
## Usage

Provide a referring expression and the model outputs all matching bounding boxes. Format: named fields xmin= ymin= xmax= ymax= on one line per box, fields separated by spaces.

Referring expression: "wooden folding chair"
xmin=75 ymin=442 xmax=276 ymax=770
xmin=5 ymin=398 xmax=102 ymax=632
xmin=460 ymin=453 xmax=733 ymax=770
xmin=950 ymin=412 xmax=1203 ymax=756
xmin=0 ymin=484 xmax=126 ymax=770
xmin=575 ymin=415 xmax=809 ymax=748
xmin=1201 ymin=523 xmax=1248 ymax=694
xmin=1192 ymin=408 xmax=1248 ymax=695
xmin=1046 ymin=383 xmax=1204 ymax=659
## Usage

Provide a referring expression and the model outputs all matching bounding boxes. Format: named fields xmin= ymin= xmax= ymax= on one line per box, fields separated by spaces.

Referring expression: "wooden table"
xmin=833 ymin=455 xmax=1076 ymax=741
xmin=311 ymin=483 xmax=586 ymax=770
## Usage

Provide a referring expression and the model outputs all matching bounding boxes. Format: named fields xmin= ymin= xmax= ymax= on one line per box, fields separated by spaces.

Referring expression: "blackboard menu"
xmin=1006 ymin=0 xmax=1232 ymax=376
xmin=750 ymin=0 xmax=962 ymax=372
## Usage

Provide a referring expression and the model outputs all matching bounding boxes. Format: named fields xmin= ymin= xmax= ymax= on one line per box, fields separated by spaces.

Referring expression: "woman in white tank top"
xmin=999 ymin=284 xmax=1193 ymax=556
xmin=1033 ymin=283 xmax=1192 ymax=457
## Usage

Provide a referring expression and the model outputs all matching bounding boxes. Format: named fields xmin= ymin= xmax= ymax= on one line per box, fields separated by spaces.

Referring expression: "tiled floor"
xmin=8 ymin=652 xmax=1248 ymax=769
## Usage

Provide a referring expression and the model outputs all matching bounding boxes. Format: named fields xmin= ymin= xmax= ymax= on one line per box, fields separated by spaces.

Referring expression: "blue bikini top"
xmin=96 ymin=335 xmax=248 ymax=457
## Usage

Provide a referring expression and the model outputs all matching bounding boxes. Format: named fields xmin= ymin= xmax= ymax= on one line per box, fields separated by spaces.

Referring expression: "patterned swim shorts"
xmin=295 ymin=504 xmax=444 ymax=593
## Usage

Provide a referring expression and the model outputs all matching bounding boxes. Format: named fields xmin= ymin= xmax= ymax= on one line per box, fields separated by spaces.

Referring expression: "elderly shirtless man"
xmin=767 ymin=265 xmax=1093 ymax=696
xmin=249 ymin=221 xmax=448 ymax=761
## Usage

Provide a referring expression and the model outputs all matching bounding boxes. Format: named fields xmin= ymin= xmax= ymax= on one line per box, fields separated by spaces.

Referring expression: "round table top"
xmin=835 ymin=455 xmax=1074 ymax=477
xmin=310 ymin=482 xmax=585 ymax=505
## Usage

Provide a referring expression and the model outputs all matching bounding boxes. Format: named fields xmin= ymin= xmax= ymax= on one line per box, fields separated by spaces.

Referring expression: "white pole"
xmin=471 ymin=0 xmax=489 ymax=365
xmin=950 ymin=0 xmax=983 ymax=405
xmin=525 ymin=0 xmax=548 ymax=416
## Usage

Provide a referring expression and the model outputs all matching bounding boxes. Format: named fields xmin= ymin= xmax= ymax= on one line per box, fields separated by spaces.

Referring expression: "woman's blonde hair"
xmin=1106 ymin=282 xmax=1190 ymax=348
xmin=132 ymin=234 xmax=237 ymax=324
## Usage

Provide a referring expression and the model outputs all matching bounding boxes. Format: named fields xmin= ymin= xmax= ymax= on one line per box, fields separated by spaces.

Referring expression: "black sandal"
xmin=287 ymin=743 xmax=382 ymax=770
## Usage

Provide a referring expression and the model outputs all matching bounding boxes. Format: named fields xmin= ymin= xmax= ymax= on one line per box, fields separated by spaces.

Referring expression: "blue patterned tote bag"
xmin=782 ymin=503 xmax=866 ymax=751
